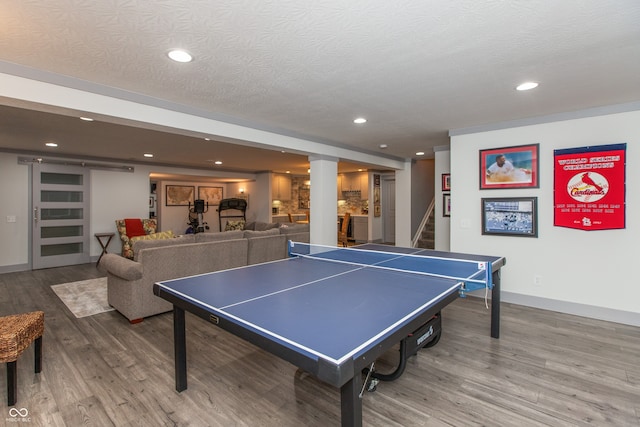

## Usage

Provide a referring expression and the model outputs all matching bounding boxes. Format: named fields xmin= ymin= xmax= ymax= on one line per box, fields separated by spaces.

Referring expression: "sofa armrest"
xmin=100 ymin=253 xmax=143 ymax=281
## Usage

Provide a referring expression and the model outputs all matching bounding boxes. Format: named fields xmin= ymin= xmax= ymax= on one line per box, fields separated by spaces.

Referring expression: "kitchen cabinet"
xmin=272 ymin=174 xmax=291 ymax=200
xmin=353 ymin=216 xmax=368 ymax=243
xmin=339 ymin=173 xmax=359 ymax=193
xmin=359 ymin=172 xmax=368 ymax=200
xmin=338 ymin=172 xmax=368 ymax=199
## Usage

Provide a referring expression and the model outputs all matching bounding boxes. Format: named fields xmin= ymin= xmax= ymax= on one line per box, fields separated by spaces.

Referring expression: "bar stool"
xmin=0 ymin=311 xmax=44 ymax=406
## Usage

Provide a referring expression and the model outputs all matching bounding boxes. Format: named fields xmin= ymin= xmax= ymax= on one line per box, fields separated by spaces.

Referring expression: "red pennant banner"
xmin=554 ymin=143 xmax=626 ymax=230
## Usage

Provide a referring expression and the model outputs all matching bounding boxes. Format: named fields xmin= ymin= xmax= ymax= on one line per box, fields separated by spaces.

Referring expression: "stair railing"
xmin=411 ymin=196 xmax=435 ymax=247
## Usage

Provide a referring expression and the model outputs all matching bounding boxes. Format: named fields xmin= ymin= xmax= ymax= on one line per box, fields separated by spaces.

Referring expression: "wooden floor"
xmin=1 ymin=263 xmax=639 ymax=426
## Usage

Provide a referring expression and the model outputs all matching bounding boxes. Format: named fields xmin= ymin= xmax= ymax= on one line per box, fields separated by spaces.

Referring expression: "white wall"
xmin=434 ymin=147 xmax=451 ymax=251
xmin=0 ymin=154 xmax=30 ymax=269
xmin=90 ymin=168 xmax=151 ymax=257
xmin=449 ymin=109 xmax=640 ymax=326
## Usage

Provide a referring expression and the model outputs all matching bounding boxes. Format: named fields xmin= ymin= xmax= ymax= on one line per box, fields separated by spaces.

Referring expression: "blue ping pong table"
xmin=153 ymin=242 xmax=505 ymax=427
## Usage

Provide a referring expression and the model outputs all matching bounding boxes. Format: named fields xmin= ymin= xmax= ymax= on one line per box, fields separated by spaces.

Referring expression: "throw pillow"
xmin=124 ymin=218 xmax=146 ymax=238
xmin=130 ymin=230 xmax=174 ymax=243
xmin=225 ymin=220 xmax=245 ymax=231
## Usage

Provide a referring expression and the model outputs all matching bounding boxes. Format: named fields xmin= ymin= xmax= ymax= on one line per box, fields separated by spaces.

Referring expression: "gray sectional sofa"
xmin=100 ymin=222 xmax=309 ymax=323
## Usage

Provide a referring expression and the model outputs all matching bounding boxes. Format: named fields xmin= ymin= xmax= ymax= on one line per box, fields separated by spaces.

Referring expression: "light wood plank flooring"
xmin=1 ymin=264 xmax=639 ymax=426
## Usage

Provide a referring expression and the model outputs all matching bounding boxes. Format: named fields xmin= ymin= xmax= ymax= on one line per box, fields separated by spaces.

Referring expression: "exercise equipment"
xmin=186 ymin=199 xmax=209 ymax=233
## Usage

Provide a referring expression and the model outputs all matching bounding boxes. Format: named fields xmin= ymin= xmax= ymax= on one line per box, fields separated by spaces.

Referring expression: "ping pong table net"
xmin=288 ymin=242 xmax=492 ymax=296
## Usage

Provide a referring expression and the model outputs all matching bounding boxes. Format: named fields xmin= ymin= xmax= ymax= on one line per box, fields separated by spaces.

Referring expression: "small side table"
xmin=95 ymin=232 xmax=115 ymax=266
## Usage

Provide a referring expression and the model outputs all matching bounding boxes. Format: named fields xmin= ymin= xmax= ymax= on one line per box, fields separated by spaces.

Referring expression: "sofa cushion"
xmin=243 ymin=228 xmax=280 ymax=238
xmin=259 ymin=221 xmax=280 ymax=231
xmin=246 ymin=234 xmax=287 ymax=265
xmin=225 ymin=220 xmax=245 ymax=231
xmin=244 ymin=221 xmax=281 ymax=231
xmin=284 ymin=231 xmax=310 ymax=244
xmin=279 ymin=223 xmax=310 ymax=234
xmin=195 ymin=230 xmax=244 ymax=243
xmin=132 ymin=234 xmax=195 ymax=261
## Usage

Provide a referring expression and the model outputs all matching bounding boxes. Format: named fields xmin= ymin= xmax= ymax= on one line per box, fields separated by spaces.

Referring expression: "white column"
xmin=394 ymin=160 xmax=413 ymax=247
xmin=309 ymin=155 xmax=338 ymax=246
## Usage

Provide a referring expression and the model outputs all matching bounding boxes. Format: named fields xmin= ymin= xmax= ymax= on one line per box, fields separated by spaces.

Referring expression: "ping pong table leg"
xmin=340 ymin=374 xmax=363 ymax=427
xmin=491 ymin=269 xmax=501 ymax=339
xmin=174 ymin=306 xmax=188 ymax=392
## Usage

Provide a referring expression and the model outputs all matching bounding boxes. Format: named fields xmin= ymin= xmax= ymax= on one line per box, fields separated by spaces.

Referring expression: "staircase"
xmin=416 ymin=211 xmax=435 ymax=249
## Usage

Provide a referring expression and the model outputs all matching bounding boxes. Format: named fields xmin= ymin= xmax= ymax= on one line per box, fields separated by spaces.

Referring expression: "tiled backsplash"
xmin=272 ymin=176 xmax=368 ymax=215
xmin=338 ymin=193 xmax=368 ymax=215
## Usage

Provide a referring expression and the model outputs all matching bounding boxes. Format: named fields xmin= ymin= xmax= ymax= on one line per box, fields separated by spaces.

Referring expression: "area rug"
xmin=51 ymin=277 xmax=114 ymax=318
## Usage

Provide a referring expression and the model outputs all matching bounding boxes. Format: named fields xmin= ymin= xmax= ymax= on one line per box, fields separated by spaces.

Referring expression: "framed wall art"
xmin=443 ymin=193 xmax=451 ymax=217
xmin=198 ymin=186 xmax=224 ymax=206
xmin=373 ymin=174 xmax=381 ymax=217
xmin=165 ymin=185 xmax=195 ymax=206
xmin=481 ymin=197 xmax=538 ymax=237
xmin=553 ymin=143 xmax=626 ymax=231
xmin=479 ymin=143 xmax=539 ymax=189
xmin=442 ymin=173 xmax=451 ymax=191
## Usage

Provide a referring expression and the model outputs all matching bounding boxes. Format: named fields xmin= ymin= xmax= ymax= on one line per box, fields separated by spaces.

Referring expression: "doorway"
xmin=31 ymin=163 xmax=91 ymax=269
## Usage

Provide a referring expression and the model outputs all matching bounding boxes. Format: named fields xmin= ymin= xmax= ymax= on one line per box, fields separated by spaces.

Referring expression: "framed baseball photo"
xmin=481 ymin=197 xmax=538 ymax=237
xmin=480 ymin=144 xmax=539 ymax=189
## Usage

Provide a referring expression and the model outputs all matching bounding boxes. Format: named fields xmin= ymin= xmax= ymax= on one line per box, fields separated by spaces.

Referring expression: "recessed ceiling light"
xmin=143 ymin=153 xmax=154 ymax=158
xmin=416 ymin=151 xmax=425 ymax=156
xmin=79 ymin=116 xmax=94 ymax=121
xmin=353 ymin=117 xmax=367 ymax=124
xmin=285 ymin=170 xmax=291 ymax=174
xmin=379 ymin=144 xmax=388 ymax=149
xmin=204 ymin=137 xmax=210 ymax=141
xmin=516 ymin=82 xmax=539 ymax=91
xmin=168 ymin=49 xmax=193 ymax=63
xmin=45 ymin=142 xmax=58 ymax=147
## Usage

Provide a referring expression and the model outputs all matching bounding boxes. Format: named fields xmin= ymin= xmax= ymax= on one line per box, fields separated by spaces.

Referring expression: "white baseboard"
xmin=496 ymin=291 xmax=640 ymax=327
xmin=0 ymin=263 xmax=30 ymax=274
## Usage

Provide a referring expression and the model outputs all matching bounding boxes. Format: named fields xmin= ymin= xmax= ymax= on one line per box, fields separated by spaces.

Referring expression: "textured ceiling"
xmin=0 ymin=0 xmax=639 ymax=174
